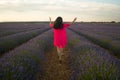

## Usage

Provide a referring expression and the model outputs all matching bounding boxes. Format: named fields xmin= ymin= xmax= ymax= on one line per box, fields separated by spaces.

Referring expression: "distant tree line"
xmin=79 ymin=21 xmax=120 ymax=23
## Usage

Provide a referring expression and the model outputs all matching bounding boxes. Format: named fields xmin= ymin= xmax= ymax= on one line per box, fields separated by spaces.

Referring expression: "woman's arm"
xmin=49 ymin=17 xmax=54 ymax=28
xmin=69 ymin=17 xmax=77 ymax=25
xmin=49 ymin=17 xmax=52 ymax=24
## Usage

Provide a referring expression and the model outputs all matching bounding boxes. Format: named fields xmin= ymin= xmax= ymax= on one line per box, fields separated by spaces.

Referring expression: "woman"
xmin=49 ymin=16 xmax=77 ymax=64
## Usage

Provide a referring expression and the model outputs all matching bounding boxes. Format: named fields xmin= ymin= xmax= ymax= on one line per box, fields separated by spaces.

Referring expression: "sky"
xmin=0 ymin=0 xmax=120 ymax=22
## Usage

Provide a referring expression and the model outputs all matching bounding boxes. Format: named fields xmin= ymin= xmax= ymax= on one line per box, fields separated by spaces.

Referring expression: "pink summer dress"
xmin=50 ymin=23 xmax=70 ymax=48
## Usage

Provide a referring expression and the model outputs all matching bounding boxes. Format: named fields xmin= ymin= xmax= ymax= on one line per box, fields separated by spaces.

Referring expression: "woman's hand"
xmin=70 ymin=17 xmax=77 ymax=24
xmin=74 ymin=17 xmax=77 ymax=21
xmin=49 ymin=17 xmax=52 ymax=25
xmin=49 ymin=17 xmax=51 ymax=22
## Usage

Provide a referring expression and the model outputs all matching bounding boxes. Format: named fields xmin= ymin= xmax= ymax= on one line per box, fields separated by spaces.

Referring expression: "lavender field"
xmin=69 ymin=23 xmax=120 ymax=58
xmin=0 ymin=22 xmax=120 ymax=80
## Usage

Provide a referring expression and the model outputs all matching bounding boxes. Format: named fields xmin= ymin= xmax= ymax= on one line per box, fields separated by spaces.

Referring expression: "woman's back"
xmin=50 ymin=23 xmax=70 ymax=48
xmin=49 ymin=16 xmax=77 ymax=64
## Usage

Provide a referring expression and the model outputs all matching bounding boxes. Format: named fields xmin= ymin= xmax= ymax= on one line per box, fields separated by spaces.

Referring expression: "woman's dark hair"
xmin=53 ymin=17 xmax=63 ymax=29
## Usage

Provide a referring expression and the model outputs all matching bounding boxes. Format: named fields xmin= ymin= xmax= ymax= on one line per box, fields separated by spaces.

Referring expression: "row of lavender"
xmin=0 ymin=27 xmax=50 ymax=55
xmin=69 ymin=23 xmax=120 ymax=58
xmin=0 ymin=29 xmax=53 ymax=80
xmin=67 ymin=29 xmax=120 ymax=80
xmin=0 ymin=22 xmax=48 ymax=38
xmin=77 ymin=23 xmax=120 ymax=37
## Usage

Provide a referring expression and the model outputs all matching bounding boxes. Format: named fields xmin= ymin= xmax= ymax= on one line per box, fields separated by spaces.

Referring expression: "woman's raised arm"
xmin=69 ymin=17 xmax=77 ymax=25
xmin=49 ymin=17 xmax=52 ymax=24
xmin=49 ymin=17 xmax=54 ymax=28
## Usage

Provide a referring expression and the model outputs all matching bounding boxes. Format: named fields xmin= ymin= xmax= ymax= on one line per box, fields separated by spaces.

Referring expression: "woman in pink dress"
xmin=49 ymin=16 xmax=77 ymax=63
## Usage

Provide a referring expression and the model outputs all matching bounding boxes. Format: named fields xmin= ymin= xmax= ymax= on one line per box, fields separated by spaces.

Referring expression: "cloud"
xmin=0 ymin=0 xmax=120 ymax=12
xmin=0 ymin=0 xmax=120 ymax=21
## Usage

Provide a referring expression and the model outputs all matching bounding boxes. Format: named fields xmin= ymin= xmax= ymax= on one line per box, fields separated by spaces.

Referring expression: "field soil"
xmin=38 ymin=47 xmax=73 ymax=80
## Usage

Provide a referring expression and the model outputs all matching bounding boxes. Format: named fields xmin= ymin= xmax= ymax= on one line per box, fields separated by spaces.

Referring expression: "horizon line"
xmin=0 ymin=21 xmax=119 ymax=23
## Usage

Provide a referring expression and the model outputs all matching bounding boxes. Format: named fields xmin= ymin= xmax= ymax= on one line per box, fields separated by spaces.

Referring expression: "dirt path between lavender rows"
xmin=38 ymin=47 xmax=73 ymax=80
